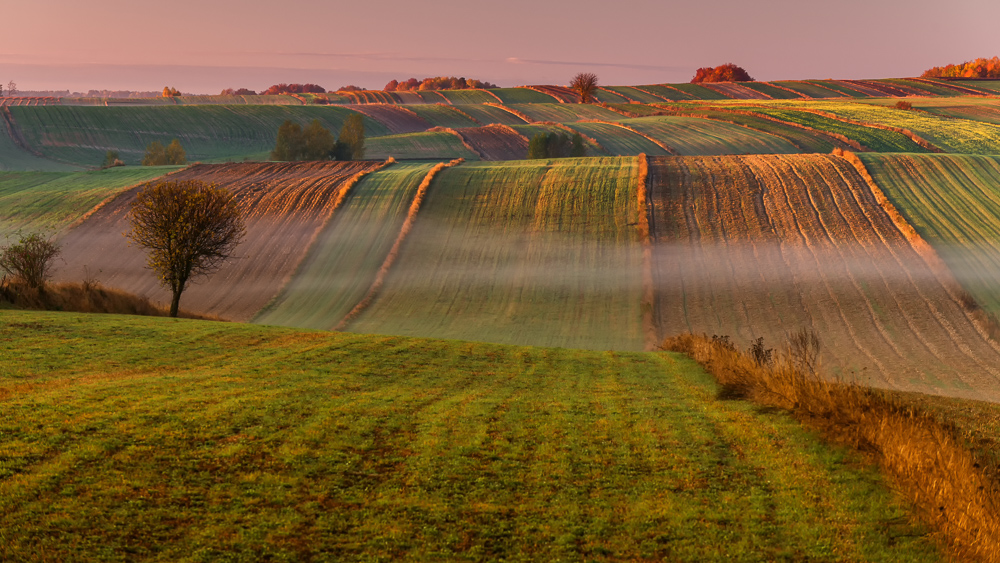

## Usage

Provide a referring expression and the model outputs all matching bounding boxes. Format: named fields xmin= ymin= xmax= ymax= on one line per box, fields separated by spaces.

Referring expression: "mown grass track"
xmin=0 ymin=310 xmax=942 ymax=562
xmin=648 ymin=154 xmax=1000 ymax=399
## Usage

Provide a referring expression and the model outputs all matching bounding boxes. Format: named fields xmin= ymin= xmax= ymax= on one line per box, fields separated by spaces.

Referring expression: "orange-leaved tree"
xmin=691 ymin=63 xmax=754 ymax=83
xmin=126 ymin=180 xmax=246 ymax=317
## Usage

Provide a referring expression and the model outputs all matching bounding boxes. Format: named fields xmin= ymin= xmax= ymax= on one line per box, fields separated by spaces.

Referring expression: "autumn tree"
xmin=102 ymin=150 xmax=124 ymax=168
xmin=271 ymin=120 xmax=336 ymax=161
xmin=166 ymin=139 xmax=186 ymax=165
xmin=0 ymin=232 xmax=60 ymax=290
xmin=142 ymin=141 xmax=167 ymax=166
xmin=162 ymin=86 xmax=181 ymax=97
xmin=126 ymin=181 xmax=246 ymax=317
xmin=570 ymin=73 xmax=599 ymax=103
xmin=691 ymin=63 xmax=754 ymax=83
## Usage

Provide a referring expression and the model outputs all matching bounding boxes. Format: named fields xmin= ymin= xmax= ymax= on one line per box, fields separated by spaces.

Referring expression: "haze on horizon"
xmin=3 ymin=0 xmax=997 ymax=94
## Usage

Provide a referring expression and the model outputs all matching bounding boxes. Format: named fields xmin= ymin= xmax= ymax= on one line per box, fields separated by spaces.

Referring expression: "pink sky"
xmin=3 ymin=0 xmax=998 ymax=93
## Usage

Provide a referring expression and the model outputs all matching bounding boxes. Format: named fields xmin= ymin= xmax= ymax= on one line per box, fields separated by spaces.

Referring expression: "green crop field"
xmin=635 ymin=85 xmax=695 ymax=101
xmin=739 ymin=82 xmax=804 ymax=100
xmin=447 ymin=104 xmax=527 ymax=125
xmin=0 ymin=166 xmax=177 ymax=236
xmin=347 ymin=158 xmax=645 ymax=350
xmin=769 ymin=81 xmax=848 ymax=99
xmin=254 ymin=162 xmax=434 ymax=329
xmin=403 ymin=104 xmax=480 ymax=128
xmin=727 ymin=105 xmax=929 ymax=152
xmin=592 ymin=88 xmax=631 ymax=104
xmin=860 ymin=153 xmax=1000 ymax=315
xmin=6 ymin=105 xmax=390 ymax=167
xmin=660 ymin=83 xmax=732 ymax=100
xmin=365 ymin=131 xmax=479 ymax=161
xmin=511 ymin=124 xmax=608 ymax=155
xmin=568 ymin=122 xmax=671 ymax=156
xmin=0 ymin=127 xmax=80 ymax=172
xmin=665 ymin=108 xmax=844 ymax=152
xmin=602 ymin=86 xmax=667 ymax=103
xmin=437 ymin=89 xmax=501 ymax=105
xmin=623 ymin=116 xmax=800 ymax=155
xmin=507 ymin=103 xmax=625 ymax=123
xmin=789 ymin=101 xmax=1000 ymax=154
xmin=487 ymin=88 xmax=559 ymax=104
xmin=0 ymin=310 xmax=942 ymax=561
xmin=801 ymin=80 xmax=870 ymax=98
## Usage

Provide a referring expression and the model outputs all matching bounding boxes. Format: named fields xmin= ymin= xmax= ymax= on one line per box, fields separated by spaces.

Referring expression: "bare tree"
xmin=126 ymin=180 xmax=246 ymax=317
xmin=7 ymin=81 xmax=16 ymax=96
xmin=570 ymin=73 xmax=598 ymax=104
xmin=0 ymin=232 xmax=60 ymax=290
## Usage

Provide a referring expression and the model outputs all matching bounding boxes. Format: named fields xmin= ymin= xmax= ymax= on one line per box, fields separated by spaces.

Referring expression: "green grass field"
xmin=365 ymin=131 xmax=479 ymax=161
xmin=487 ymin=88 xmax=559 ymax=104
xmin=511 ymin=124 xmax=608 ymax=155
xmin=566 ymin=122 xmax=672 ymax=155
xmin=602 ymin=86 xmax=667 ymax=103
xmin=436 ymin=90 xmax=500 ymax=105
xmin=446 ymin=104 xmax=526 ymax=125
xmin=0 ymin=126 xmax=81 ymax=172
xmin=0 ymin=166 xmax=178 ymax=236
xmin=254 ymin=162 xmax=435 ymax=329
xmin=347 ymin=158 xmax=645 ymax=350
xmin=7 ymin=106 xmax=390 ymax=167
xmin=739 ymin=82 xmax=804 ymax=100
xmin=860 ymin=153 xmax=1000 ymax=315
xmin=0 ymin=310 xmax=942 ymax=561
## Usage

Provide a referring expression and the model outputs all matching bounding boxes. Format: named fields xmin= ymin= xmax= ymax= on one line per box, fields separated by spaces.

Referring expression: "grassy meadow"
xmin=0 ymin=310 xmax=943 ymax=561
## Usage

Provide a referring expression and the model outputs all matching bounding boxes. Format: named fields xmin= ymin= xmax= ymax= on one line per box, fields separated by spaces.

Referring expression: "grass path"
xmin=0 ymin=310 xmax=941 ymax=561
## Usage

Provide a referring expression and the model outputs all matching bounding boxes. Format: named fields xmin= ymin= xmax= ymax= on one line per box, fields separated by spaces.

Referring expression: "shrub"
xmin=894 ymin=100 xmax=914 ymax=110
xmin=143 ymin=139 xmax=186 ymax=166
xmin=102 ymin=150 xmax=124 ymax=169
xmin=0 ymin=232 xmax=60 ymax=290
xmin=527 ymin=132 xmax=574 ymax=159
xmin=271 ymin=120 xmax=342 ymax=161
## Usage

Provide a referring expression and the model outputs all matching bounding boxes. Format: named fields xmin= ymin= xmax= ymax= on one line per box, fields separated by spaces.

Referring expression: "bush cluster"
xmin=691 ymin=63 xmax=754 ymax=83
xmin=142 ymin=140 xmax=186 ymax=166
xmin=262 ymin=83 xmax=326 ymax=95
xmin=220 ymin=88 xmax=257 ymax=96
xmin=271 ymin=115 xmax=365 ymax=161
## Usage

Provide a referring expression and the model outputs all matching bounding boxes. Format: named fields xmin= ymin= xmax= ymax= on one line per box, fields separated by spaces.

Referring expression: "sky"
xmin=2 ymin=0 xmax=998 ymax=94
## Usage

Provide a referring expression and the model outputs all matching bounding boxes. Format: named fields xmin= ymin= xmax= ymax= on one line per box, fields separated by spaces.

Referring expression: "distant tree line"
xmin=262 ymin=83 xmax=327 ymax=95
xmin=162 ymin=86 xmax=181 ymax=97
xmin=527 ymin=132 xmax=586 ymax=159
xmin=922 ymin=57 xmax=1000 ymax=79
xmin=384 ymin=77 xmax=498 ymax=91
xmin=691 ymin=63 xmax=754 ymax=83
xmin=220 ymin=88 xmax=258 ymax=96
xmin=272 ymin=115 xmax=365 ymax=161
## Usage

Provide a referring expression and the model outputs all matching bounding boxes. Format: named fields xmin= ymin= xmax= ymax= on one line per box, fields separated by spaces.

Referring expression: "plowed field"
xmin=347 ymin=104 xmax=429 ymax=134
xmin=347 ymin=158 xmax=645 ymax=350
xmin=648 ymin=154 xmax=1000 ymax=400
xmin=53 ymin=161 xmax=382 ymax=320
xmin=456 ymin=125 xmax=529 ymax=160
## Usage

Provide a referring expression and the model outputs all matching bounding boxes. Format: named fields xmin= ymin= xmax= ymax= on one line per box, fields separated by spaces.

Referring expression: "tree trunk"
xmin=169 ymin=290 xmax=181 ymax=318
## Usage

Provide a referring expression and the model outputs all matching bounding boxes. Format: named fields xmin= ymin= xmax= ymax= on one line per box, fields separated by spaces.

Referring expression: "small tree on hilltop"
xmin=102 ymin=150 xmax=124 ymax=169
xmin=126 ymin=180 xmax=246 ymax=317
xmin=272 ymin=121 xmax=304 ymax=161
xmin=303 ymin=119 xmax=335 ymax=160
xmin=0 ymin=232 xmax=60 ymax=291
xmin=570 ymin=72 xmax=599 ymax=103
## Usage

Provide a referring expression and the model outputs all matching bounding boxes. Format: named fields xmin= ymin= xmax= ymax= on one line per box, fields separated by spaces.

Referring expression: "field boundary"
xmin=800 ymin=108 xmax=944 ymax=153
xmin=636 ymin=154 xmax=657 ymax=350
xmin=580 ymin=120 xmax=679 ymax=155
xmin=63 ymin=167 xmax=192 ymax=234
xmin=672 ymin=105 xmax=868 ymax=151
xmin=429 ymin=127 xmax=483 ymax=159
xmin=334 ymin=158 xmax=465 ymax=331
xmin=485 ymin=103 xmax=534 ymax=123
xmin=442 ymin=104 xmax=482 ymax=125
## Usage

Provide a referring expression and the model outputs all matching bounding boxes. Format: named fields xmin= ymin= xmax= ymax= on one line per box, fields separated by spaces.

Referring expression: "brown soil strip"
xmin=454 ymin=125 xmax=529 ymax=161
xmin=347 ymin=104 xmax=430 ymax=134
xmin=760 ymin=82 xmax=808 ymax=99
xmin=429 ymin=127 xmax=483 ymax=159
xmin=334 ymin=158 xmax=465 ymax=330
xmin=525 ymin=85 xmax=575 ymax=103
xmin=440 ymin=104 xmax=481 ymax=125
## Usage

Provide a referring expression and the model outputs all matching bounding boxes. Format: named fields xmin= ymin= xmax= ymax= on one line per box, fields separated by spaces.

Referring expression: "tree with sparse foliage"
xmin=126 ymin=181 xmax=246 ymax=317
xmin=0 ymin=232 xmax=60 ymax=290
xmin=337 ymin=114 xmax=365 ymax=160
xmin=570 ymin=73 xmax=599 ymax=103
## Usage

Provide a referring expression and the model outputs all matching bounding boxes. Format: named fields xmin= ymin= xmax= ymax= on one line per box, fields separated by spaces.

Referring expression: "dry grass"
xmin=636 ymin=154 xmax=656 ymax=350
xmin=0 ymin=278 xmax=217 ymax=320
xmin=664 ymin=331 xmax=1000 ymax=561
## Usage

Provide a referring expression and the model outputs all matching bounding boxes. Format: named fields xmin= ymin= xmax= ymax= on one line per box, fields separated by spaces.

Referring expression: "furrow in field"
xmin=346 ymin=158 xmax=644 ymax=350
xmin=648 ymin=154 xmax=1000 ymax=399
xmin=455 ymin=125 xmax=529 ymax=161
xmin=53 ymin=161 xmax=383 ymax=321
xmin=346 ymin=104 xmax=430 ymax=134
xmin=702 ymin=82 xmax=771 ymax=100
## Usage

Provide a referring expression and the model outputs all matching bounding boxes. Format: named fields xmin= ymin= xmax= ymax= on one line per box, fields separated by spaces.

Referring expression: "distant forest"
xmin=383 ymin=77 xmax=498 ymax=91
xmin=923 ymin=57 xmax=1000 ymax=79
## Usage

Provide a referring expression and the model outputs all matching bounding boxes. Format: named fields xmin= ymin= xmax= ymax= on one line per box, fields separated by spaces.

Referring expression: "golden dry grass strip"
xmin=441 ymin=104 xmax=481 ymax=125
xmin=801 ymin=108 xmax=944 ymax=153
xmin=664 ymin=332 xmax=1000 ymax=562
xmin=0 ymin=279 xmax=216 ymax=319
xmin=334 ymin=158 xmax=465 ymax=331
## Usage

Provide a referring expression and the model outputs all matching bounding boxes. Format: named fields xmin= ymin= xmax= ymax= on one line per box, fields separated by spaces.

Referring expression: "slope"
xmin=346 ymin=158 xmax=645 ymax=350
xmin=648 ymin=154 xmax=1000 ymax=400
